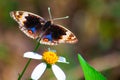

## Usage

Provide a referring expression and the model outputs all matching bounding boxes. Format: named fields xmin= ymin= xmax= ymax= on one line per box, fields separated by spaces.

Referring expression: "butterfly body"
xmin=10 ymin=11 xmax=78 ymax=45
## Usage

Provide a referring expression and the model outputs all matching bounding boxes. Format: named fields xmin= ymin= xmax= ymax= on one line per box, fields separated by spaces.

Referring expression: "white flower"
xmin=23 ymin=50 xmax=69 ymax=80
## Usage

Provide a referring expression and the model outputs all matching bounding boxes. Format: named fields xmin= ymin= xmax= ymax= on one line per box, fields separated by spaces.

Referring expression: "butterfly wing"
xmin=10 ymin=11 xmax=46 ymax=39
xmin=40 ymin=24 xmax=78 ymax=45
xmin=10 ymin=11 xmax=78 ymax=45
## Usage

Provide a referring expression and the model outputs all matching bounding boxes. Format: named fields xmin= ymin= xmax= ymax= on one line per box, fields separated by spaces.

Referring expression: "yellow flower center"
xmin=42 ymin=51 xmax=58 ymax=64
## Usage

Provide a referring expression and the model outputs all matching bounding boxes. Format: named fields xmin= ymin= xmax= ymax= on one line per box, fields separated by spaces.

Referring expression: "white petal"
xmin=58 ymin=56 xmax=69 ymax=64
xmin=31 ymin=63 xmax=47 ymax=80
xmin=24 ymin=52 xmax=42 ymax=59
xmin=52 ymin=64 xmax=66 ymax=80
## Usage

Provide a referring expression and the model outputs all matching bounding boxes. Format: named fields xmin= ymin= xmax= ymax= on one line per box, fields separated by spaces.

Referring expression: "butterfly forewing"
xmin=40 ymin=24 xmax=78 ymax=45
xmin=10 ymin=11 xmax=46 ymax=39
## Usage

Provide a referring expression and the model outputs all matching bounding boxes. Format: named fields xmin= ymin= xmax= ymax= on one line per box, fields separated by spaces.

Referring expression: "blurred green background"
xmin=0 ymin=0 xmax=120 ymax=80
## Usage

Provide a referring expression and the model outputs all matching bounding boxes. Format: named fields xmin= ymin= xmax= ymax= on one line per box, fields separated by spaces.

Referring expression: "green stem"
xmin=18 ymin=42 xmax=40 ymax=80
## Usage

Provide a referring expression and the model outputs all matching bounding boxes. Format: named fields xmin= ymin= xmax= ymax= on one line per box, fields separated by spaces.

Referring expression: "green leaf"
xmin=78 ymin=54 xmax=106 ymax=80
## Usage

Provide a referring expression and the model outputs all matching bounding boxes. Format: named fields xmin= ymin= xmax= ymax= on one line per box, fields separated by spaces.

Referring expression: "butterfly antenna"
xmin=48 ymin=7 xmax=69 ymax=21
xmin=53 ymin=16 xmax=69 ymax=21
xmin=48 ymin=7 xmax=53 ymax=20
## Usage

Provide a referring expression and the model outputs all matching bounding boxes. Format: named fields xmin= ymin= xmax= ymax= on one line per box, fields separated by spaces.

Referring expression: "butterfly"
xmin=10 ymin=7 xmax=78 ymax=45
